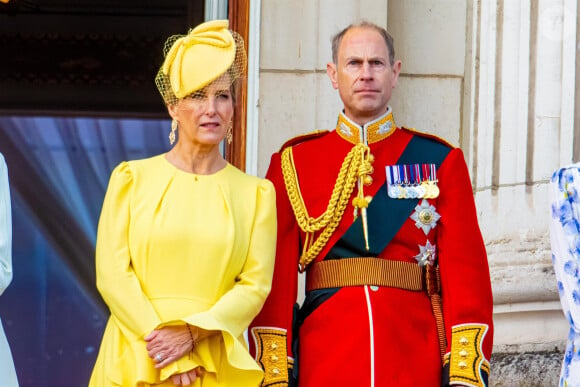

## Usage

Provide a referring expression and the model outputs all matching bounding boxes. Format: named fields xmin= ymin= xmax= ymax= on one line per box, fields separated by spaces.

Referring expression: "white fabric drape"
xmin=0 ymin=153 xmax=18 ymax=386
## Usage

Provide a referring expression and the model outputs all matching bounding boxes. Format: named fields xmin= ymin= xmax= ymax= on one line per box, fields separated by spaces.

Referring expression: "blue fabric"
xmin=550 ymin=163 xmax=580 ymax=387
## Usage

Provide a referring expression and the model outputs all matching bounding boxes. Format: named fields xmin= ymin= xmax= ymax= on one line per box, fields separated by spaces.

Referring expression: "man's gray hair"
xmin=331 ymin=20 xmax=395 ymax=66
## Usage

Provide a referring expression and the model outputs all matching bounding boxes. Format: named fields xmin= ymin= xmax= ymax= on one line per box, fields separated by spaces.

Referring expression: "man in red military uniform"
xmin=250 ymin=20 xmax=494 ymax=387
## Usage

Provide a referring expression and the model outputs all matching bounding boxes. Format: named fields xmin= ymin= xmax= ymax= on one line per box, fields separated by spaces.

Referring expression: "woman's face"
xmin=169 ymin=74 xmax=234 ymax=147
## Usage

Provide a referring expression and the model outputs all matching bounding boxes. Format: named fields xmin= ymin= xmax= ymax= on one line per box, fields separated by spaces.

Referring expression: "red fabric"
xmin=250 ymin=128 xmax=493 ymax=386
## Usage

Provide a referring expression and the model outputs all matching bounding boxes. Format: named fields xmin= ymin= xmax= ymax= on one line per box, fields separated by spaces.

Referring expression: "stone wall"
xmin=491 ymin=349 xmax=562 ymax=386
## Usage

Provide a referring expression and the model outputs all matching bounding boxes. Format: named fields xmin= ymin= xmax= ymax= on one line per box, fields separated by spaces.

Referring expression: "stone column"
xmin=465 ymin=0 xmax=577 ymax=385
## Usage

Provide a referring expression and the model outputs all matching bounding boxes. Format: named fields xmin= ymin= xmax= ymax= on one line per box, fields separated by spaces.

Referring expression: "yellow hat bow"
xmin=161 ymin=20 xmax=236 ymax=99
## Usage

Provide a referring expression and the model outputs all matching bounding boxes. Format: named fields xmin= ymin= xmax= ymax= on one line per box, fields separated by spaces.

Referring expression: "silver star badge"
xmin=410 ymin=199 xmax=441 ymax=235
xmin=414 ymin=240 xmax=436 ymax=267
xmin=340 ymin=122 xmax=352 ymax=136
xmin=378 ymin=120 xmax=393 ymax=134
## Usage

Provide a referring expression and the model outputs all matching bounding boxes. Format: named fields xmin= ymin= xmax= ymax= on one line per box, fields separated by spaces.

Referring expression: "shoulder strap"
xmin=279 ymin=130 xmax=329 ymax=152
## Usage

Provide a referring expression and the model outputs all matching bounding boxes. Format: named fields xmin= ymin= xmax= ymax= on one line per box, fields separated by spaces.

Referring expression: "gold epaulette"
xmin=400 ymin=127 xmax=457 ymax=149
xmin=278 ymin=130 xmax=330 ymax=152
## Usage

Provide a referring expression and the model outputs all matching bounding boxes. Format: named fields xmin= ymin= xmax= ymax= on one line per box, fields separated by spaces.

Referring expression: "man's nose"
xmin=360 ymin=62 xmax=373 ymax=79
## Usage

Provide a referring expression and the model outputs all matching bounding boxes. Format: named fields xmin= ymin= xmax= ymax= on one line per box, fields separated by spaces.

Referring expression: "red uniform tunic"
xmin=250 ymin=110 xmax=494 ymax=387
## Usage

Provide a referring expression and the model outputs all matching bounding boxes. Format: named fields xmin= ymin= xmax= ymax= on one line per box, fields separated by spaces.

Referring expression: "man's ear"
xmin=326 ymin=62 xmax=339 ymax=90
xmin=391 ymin=60 xmax=402 ymax=89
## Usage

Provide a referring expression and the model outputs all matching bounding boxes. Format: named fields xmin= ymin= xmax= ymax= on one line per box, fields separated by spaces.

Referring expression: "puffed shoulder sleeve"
xmin=0 ymin=154 xmax=12 ymax=296
xmin=95 ymin=162 xmax=161 ymax=339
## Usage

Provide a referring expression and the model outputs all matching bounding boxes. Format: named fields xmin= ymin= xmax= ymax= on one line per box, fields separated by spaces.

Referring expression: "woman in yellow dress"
xmin=89 ymin=20 xmax=277 ymax=387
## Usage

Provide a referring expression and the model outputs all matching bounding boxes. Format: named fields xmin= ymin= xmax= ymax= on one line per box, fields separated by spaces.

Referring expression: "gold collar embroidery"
xmin=336 ymin=109 xmax=396 ymax=144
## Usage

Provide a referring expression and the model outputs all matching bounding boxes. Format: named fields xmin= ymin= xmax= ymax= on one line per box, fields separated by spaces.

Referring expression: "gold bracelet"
xmin=186 ymin=325 xmax=197 ymax=358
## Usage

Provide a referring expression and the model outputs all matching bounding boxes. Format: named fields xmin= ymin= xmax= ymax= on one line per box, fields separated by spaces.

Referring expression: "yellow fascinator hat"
xmin=155 ymin=19 xmax=247 ymax=105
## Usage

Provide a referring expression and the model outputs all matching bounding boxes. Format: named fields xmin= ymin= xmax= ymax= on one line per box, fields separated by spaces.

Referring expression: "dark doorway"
xmin=0 ymin=0 xmax=204 ymax=116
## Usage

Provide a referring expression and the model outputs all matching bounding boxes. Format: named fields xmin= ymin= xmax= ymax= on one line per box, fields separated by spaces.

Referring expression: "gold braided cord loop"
xmin=281 ymin=144 xmax=370 ymax=271
xmin=358 ymin=146 xmax=375 ymax=178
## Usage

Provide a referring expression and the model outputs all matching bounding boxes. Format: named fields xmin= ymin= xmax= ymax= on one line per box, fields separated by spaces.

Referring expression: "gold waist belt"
xmin=306 ymin=257 xmax=446 ymax=363
xmin=305 ymin=257 xmax=440 ymax=294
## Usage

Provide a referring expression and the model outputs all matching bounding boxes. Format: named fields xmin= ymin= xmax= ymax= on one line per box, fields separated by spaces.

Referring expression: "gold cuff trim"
xmin=251 ymin=327 xmax=290 ymax=386
xmin=448 ymin=323 xmax=490 ymax=387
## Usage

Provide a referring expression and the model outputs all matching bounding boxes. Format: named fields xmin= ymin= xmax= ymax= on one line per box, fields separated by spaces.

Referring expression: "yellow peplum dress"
xmin=89 ymin=154 xmax=277 ymax=387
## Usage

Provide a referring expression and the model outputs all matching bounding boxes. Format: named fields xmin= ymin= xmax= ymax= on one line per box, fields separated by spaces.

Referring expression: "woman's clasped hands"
xmin=145 ymin=325 xmax=204 ymax=386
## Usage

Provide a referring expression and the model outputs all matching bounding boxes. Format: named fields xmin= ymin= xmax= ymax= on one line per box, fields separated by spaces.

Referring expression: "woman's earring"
xmin=169 ymin=119 xmax=177 ymax=145
xmin=226 ymin=121 xmax=233 ymax=144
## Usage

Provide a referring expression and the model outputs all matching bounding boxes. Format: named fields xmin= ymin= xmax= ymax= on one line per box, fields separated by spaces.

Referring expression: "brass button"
xmin=459 ymin=349 xmax=468 ymax=358
xmin=270 ymin=355 xmax=279 ymax=362
xmin=272 ymin=367 xmax=280 ymax=375
xmin=458 ymin=361 xmax=467 ymax=369
xmin=459 ymin=336 xmax=469 ymax=345
xmin=270 ymin=342 xmax=278 ymax=350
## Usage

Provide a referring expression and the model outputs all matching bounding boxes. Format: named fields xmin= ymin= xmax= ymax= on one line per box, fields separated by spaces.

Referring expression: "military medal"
xmin=414 ymin=240 xmax=436 ymax=267
xmin=421 ymin=180 xmax=432 ymax=199
xmin=397 ymin=166 xmax=406 ymax=198
xmin=386 ymin=165 xmax=405 ymax=199
xmin=386 ymin=166 xmax=399 ymax=198
xmin=410 ymin=199 xmax=441 ymax=235
xmin=429 ymin=182 xmax=440 ymax=198
xmin=420 ymin=163 xmax=439 ymax=199
xmin=402 ymin=165 xmax=414 ymax=199
xmin=402 ymin=165 xmax=412 ymax=198
xmin=397 ymin=187 xmax=405 ymax=199
xmin=393 ymin=166 xmax=404 ymax=198
xmin=387 ymin=163 xmax=440 ymax=200
xmin=427 ymin=164 xmax=440 ymax=198
xmin=413 ymin=164 xmax=426 ymax=198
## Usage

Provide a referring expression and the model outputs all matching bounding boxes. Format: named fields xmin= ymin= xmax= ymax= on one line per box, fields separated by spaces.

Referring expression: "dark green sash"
xmin=326 ymin=135 xmax=452 ymax=258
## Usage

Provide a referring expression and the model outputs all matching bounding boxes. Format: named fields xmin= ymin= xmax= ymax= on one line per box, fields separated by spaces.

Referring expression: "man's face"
xmin=327 ymin=27 xmax=401 ymax=126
